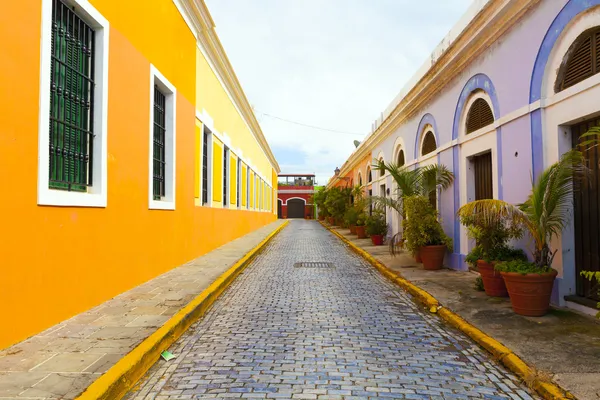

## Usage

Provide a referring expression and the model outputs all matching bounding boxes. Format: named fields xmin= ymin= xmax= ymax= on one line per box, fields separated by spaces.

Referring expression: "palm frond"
xmin=578 ymin=126 xmax=600 ymax=150
xmin=421 ymin=164 xmax=455 ymax=197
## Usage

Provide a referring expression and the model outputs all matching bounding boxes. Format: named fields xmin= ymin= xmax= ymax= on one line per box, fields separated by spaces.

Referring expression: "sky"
xmin=204 ymin=0 xmax=474 ymax=186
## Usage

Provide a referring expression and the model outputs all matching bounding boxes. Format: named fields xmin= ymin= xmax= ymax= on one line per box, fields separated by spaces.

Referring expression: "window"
xmin=237 ymin=158 xmax=241 ymax=207
xmin=202 ymin=127 xmax=210 ymax=205
xmin=367 ymin=168 xmax=372 ymax=183
xmin=556 ymin=27 xmax=600 ymax=92
xmin=421 ymin=131 xmax=437 ymax=156
xmin=148 ymin=65 xmax=176 ymax=210
xmin=466 ymin=98 xmax=494 ymax=134
xmin=223 ymin=146 xmax=229 ymax=206
xmin=379 ymin=158 xmax=385 ymax=177
xmin=380 ymin=184 xmax=386 ymax=198
xmin=397 ymin=149 xmax=405 ymax=167
xmin=38 ymin=0 xmax=109 ymax=207
xmin=358 ymin=173 xmax=362 ymax=186
xmin=153 ymin=87 xmax=166 ymax=200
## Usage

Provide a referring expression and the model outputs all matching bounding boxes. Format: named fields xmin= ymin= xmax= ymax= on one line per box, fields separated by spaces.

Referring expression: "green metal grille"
xmin=49 ymin=0 xmax=95 ymax=191
xmin=153 ymin=87 xmax=166 ymax=200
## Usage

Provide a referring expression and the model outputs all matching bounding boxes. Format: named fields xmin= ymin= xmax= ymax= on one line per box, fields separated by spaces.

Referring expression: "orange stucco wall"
xmin=0 ymin=0 xmax=275 ymax=350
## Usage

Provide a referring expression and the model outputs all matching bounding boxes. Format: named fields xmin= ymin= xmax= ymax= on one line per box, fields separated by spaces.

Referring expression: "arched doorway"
xmin=287 ymin=198 xmax=305 ymax=219
xmin=277 ymin=199 xmax=283 ymax=219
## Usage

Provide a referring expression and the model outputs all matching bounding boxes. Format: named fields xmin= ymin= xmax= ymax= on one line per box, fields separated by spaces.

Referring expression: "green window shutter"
xmin=49 ymin=0 xmax=94 ymax=192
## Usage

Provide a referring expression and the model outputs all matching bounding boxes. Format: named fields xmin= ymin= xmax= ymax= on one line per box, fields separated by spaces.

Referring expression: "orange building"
xmin=0 ymin=0 xmax=279 ymax=350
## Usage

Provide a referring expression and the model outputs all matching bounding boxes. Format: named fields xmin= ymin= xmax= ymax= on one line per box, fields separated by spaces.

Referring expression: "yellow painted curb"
xmin=320 ymin=221 xmax=577 ymax=400
xmin=77 ymin=221 xmax=289 ymax=400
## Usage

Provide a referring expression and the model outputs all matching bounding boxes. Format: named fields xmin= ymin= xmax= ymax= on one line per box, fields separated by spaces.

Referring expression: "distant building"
xmin=277 ymin=174 xmax=315 ymax=219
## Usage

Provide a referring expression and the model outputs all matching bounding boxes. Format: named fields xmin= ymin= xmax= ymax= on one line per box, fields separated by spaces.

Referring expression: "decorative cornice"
xmin=332 ymin=0 xmax=541 ymax=182
xmin=174 ymin=0 xmax=280 ymax=173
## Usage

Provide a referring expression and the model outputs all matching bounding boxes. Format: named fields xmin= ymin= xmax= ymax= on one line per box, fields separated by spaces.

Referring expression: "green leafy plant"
xmin=344 ymin=207 xmax=359 ymax=227
xmin=494 ymin=259 xmax=553 ymax=274
xmin=474 ymin=276 xmax=485 ymax=291
xmin=403 ymin=195 xmax=452 ymax=256
xmin=458 ymin=150 xmax=586 ymax=273
xmin=580 ymin=271 xmax=600 ymax=318
xmin=366 ymin=211 xmax=388 ymax=236
xmin=369 ymin=160 xmax=455 ymax=256
xmin=324 ymin=187 xmax=352 ymax=222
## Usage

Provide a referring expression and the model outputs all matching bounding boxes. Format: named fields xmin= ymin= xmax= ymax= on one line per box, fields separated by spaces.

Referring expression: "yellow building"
xmin=0 ymin=0 xmax=279 ymax=350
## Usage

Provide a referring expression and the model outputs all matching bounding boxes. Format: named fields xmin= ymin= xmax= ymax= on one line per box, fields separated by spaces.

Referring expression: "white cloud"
xmin=205 ymin=0 xmax=473 ymax=185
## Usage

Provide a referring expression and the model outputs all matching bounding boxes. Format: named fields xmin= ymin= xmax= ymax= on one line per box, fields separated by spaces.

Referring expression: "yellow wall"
xmin=0 ymin=0 xmax=277 ymax=349
xmin=196 ymin=49 xmax=273 ymax=188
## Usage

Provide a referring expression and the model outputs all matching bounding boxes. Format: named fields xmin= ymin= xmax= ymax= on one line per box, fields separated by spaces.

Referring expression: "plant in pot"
xmin=458 ymin=211 xmax=525 ymax=297
xmin=366 ymin=211 xmax=388 ymax=245
xmin=345 ymin=207 xmax=359 ymax=235
xmin=325 ymin=187 xmax=351 ymax=227
xmin=369 ymin=160 xmax=454 ymax=257
xmin=459 ymin=150 xmax=587 ymax=316
xmin=355 ymin=213 xmax=368 ymax=239
xmin=403 ymin=195 xmax=452 ymax=270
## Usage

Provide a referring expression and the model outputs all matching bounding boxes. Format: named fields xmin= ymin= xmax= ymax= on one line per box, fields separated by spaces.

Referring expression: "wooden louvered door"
xmin=572 ymin=117 xmax=600 ymax=302
xmin=473 ymin=152 xmax=493 ymax=201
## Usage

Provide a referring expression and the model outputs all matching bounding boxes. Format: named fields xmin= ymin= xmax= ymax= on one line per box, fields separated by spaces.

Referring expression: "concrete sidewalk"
xmin=332 ymin=227 xmax=600 ymax=400
xmin=0 ymin=220 xmax=286 ymax=400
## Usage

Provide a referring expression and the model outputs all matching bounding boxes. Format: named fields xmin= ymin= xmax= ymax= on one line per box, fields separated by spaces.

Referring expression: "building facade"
xmin=277 ymin=174 xmax=315 ymax=219
xmin=0 ymin=0 xmax=279 ymax=350
xmin=328 ymin=0 xmax=600 ymax=310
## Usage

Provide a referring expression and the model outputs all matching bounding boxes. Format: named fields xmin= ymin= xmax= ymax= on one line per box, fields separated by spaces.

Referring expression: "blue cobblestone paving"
xmin=127 ymin=220 xmax=537 ymax=399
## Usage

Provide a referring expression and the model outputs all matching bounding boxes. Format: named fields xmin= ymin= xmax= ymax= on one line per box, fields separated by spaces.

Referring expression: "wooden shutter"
xmin=557 ymin=27 xmax=600 ymax=92
xmin=421 ymin=131 xmax=437 ymax=156
xmin=466 ymin=98 xmax=494 ymax=134
xmin=473 ymin=152 xmax=493 ymax=200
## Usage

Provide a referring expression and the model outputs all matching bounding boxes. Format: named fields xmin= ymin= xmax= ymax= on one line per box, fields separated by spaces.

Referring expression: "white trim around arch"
xmin=279 ymin=197 xmax=308 ymax=205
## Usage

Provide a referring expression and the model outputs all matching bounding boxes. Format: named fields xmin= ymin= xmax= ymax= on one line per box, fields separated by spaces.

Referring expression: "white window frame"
xmin=37 ymin=0 xmax=109 ymax=207
xmin=149 ymin=64 xmax=177 ymax=210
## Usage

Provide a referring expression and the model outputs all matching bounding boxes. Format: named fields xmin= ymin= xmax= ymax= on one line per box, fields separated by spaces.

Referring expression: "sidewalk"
xmin=0 ymin=220 xmax=286 ymax=400
xmin=331 ymin=227 xmax=600 ymax=400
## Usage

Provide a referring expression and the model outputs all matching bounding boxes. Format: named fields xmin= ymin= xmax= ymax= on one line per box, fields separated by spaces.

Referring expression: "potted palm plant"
xmin=404 ymin=196 xmax=452 ymax=270
xmin=366 ymin=211 xmax=388 ymax=245
xmin=370 ymin=160 xmax=454 ymax=257
xmin=459 ymin=150 xmax=586 ymax=316
xmin=458 ymin=212 xmax=525 ymax=297
xmin=345 ymin=207 xmax=359 ymax=234
xmin=355 ymin=213 xmax=368 ymax=239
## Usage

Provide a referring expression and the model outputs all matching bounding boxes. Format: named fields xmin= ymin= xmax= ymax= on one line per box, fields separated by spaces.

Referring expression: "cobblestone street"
xmin=128 ymin=220 xmax=536 ymax=399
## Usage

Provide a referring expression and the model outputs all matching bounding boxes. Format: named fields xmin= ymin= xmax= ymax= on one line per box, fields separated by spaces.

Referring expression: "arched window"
xmin=397 ymin=149 xmax=405 ymax=167
xmin=556 ymin=26 xmax=600 ymax=92
xmin=466 ymin=98 xmax=494 ymax=134
xmin=379 ymin=158 xmax=385 ymax=177
xmin=421 ymin=131 xmax=437 ymax=156
xmin=358 ymin=173 xmax=362 ymax=186
xmin=367 ymin=167 xmax=372 ymax=183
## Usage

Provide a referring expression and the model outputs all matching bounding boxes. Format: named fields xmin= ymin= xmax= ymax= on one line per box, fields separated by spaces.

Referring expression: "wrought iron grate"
xmin=153 ymin=86 xmax=166 ymax=200
xmin=294 ymin=262 xmax=335 ymax=269
xmin=49 ymin=0 xmax=95 ymax=191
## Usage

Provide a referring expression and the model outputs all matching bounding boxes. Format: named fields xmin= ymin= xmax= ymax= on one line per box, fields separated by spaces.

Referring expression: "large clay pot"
xmin=349 ymin=225 xmax=357 ymax=234
xmin=356 ymin=225 xmax=367 ymax=239
xmin=318 ymin=215 xmax=325 ymax=221
xmin=414 ymin=251 xmax=422 ymax=263
xmin=501 ymin=270 xmax=557 ymax=316
xmin=420 ymin=245 xmax=446 ymax=270
xmin=478 ymin=260 xmax=508 ymax=297
xmin=371 ymin=235 xmax=384 ymax=246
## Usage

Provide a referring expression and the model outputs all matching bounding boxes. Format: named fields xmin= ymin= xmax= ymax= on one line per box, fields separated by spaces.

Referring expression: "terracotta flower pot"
xmin=414 ymin=251 xmax=422 ymax=263
xmin=420 ymin=245 xmax=446 ymax=270
xmin=318 ymin=215 xmax=325 ymax=221
xmin=501 ymin=270 xmax=557 ymax=316
xmin=349 ymin=225 xmax=357 ymax=234
xmin=327 ymin=217 xmax=335 ymax=225
xmin=355 ymin=225 xmax=367 ymax=239
xmin=371 ymin=234 xmax=384 ymax=246
xmin=477 ymin=260 xmax=508 ymax=297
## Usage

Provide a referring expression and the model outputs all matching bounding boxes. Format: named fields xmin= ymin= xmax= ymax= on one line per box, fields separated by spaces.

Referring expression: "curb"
xmin=76 ymin=221 xmax=289 ymax=400
xmin=320 ymin=221 xmax=576 ymax=400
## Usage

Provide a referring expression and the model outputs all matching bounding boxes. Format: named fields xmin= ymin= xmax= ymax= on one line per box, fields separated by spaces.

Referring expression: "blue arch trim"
xmin=529 ymin=0 xmax=600 ymax=180
xmin=450 ymin=73 xmax=501 ymax=266
xmin=451 ymin=73 xmax=500 ymax=140
xmin=414 ymin=113 xmax=439 ymax=159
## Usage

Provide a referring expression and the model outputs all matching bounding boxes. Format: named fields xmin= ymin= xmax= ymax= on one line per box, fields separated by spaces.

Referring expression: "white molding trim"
xmin=149 ymin=64 xmax=177 ymax=210
xmin=282 ymin=197 xmax=308 ymax=206
xmin=37 ymin=0 xmax=109 ymax=207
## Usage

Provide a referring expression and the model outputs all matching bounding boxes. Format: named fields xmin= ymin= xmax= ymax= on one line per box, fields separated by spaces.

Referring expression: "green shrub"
xmin=403 ymin=196 xmax=452 ymax=255
xmin=366 ymin=211 xmax=388 ymax=236
xmin=494 ymin=259 xmax=553 ymax=274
